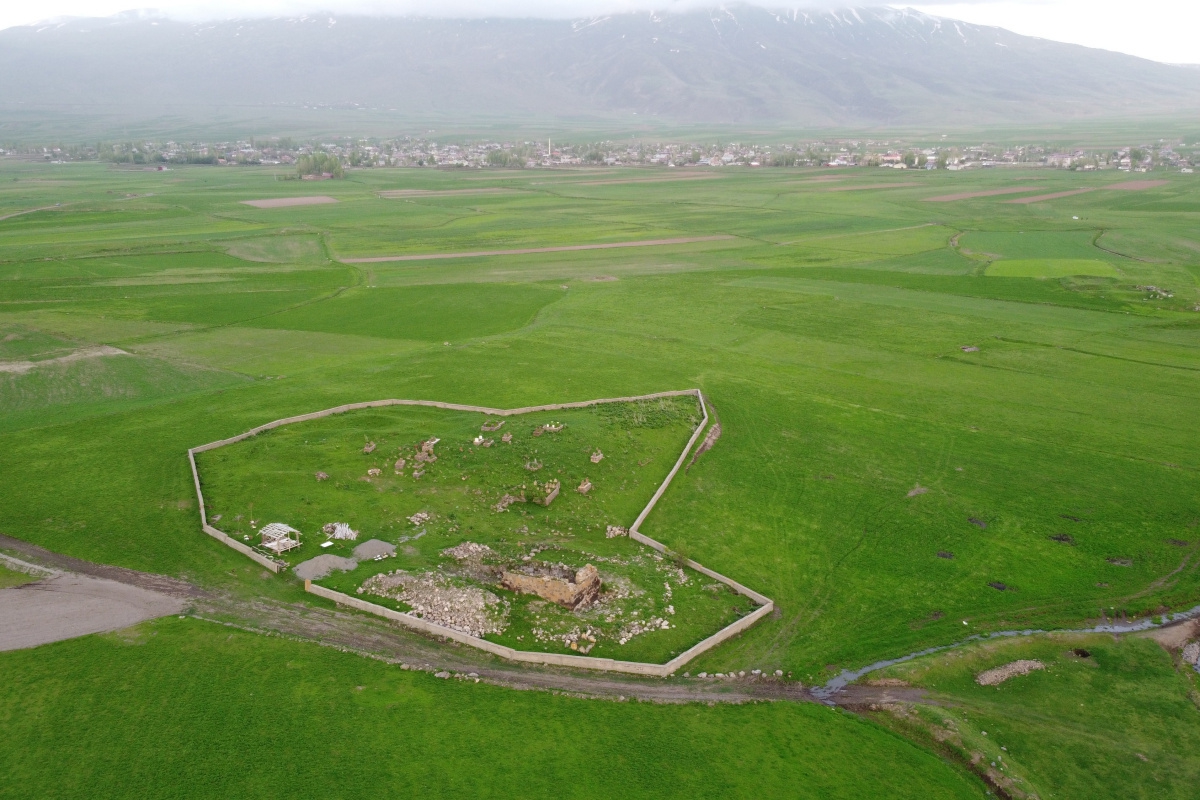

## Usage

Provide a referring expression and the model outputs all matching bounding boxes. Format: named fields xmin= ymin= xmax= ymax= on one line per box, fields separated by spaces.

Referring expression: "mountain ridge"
xmin=3 ymin=6 xmax=1199 ymax=127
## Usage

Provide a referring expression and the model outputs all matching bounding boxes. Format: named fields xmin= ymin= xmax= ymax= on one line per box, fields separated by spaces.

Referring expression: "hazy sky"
xmin=3 ymin=1 xmax=1197 ymax=64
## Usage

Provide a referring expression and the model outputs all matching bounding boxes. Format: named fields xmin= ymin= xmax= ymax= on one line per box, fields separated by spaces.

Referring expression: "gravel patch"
xmin=293 ymin=555 xmax=358 ymax=580
xmin=353 ymin=539 xmax=396 ymax=560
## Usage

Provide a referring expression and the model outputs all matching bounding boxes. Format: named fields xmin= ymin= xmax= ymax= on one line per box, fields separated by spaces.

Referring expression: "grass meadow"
xmin=2 ymin=159 xmax=1199 ymax=795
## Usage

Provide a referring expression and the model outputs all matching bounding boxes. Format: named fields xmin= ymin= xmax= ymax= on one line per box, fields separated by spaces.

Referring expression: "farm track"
xmin=0 ymin=533 xmax=923 ymax=707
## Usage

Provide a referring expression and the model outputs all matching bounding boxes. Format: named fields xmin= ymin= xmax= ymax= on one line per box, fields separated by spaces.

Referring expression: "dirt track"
xmin=0 ymin=534 xmax=918 ymax=706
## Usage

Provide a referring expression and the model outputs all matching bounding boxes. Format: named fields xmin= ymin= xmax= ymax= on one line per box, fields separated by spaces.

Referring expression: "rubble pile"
xmin=606 ymin=525 xmax=628 ymax=538
xmin=363 ymin=441 xmax=376 ymax=454
xmin=407 ymin=511 xmax=431 ymax=526
xmin=359 ymin=570 xmax=508 ymax=637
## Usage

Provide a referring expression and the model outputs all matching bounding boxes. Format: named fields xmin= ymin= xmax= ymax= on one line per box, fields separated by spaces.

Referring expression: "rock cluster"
xmin=606 ymin=525 xmax=628 ymax=538
xmin=363 ymin=441 xmax=376 ymax=454
xmin=1183 ymin=641 xmax=1199 ymax=666
xmin=407 ymin=511 xmax=430 ymax=526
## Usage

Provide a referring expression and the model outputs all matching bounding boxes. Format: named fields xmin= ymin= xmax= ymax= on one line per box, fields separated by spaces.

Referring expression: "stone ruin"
xmin=590 ymin=450 xmax=604 ymax=464
xmin=531 ymin=479 xmax=560 ymax=507
xmin=363 ymin=441 xmax=376 ymax=454
xmin=606 ymin=525 xmax=628 ymax=538
xmin=481 ymin=419 xmax=505 ymax=432
xmin=502 ymin=563 xmax=600 ymax=610
xmin=577 ymin=478 xmax=592 ymax=495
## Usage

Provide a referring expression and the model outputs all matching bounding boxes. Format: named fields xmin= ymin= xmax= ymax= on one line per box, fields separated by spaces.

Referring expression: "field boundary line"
xmin=339 ymin=235 xmax=736 ymax=263
xmin=187 ymin=389 xmax=774 ymax=676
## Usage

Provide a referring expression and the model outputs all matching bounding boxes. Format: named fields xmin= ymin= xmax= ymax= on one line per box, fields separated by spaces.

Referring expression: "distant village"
xmin=3 ymin=136 xmax=1197 ymax=175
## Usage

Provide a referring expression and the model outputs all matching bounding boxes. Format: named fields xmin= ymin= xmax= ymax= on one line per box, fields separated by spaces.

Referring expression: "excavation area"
xmin=195 ymin=397 xmax=754 ymax=664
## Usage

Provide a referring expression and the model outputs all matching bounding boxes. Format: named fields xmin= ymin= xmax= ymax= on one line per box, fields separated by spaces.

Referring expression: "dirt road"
xmin=0 ymin=534 xmax=922 ymax=705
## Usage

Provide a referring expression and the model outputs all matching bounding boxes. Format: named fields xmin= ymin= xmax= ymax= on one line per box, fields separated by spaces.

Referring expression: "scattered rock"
xmin=442 ymin=541 xmax=493 ymax=560
xmin=961 ymin=345 xmax=980 ymax=353
xmin=408 ymin=512 xmax=430 ymax=526
xmin=606 ymin=525 xmax=629 ymax=538
xmin=492 ymin=493 xmax=524 ymax=513
xmin=315 ymin=471 xmax=329 ymax=481
xmin=907 ymin=484 xmax=929 ymax=497
xmin=293 ymin=554 xmax=358 ymax=580
xmin=353 ymin=539 xmax=397 ymax=560
xmin=435 ymin=671 xmax=450 ymax=679
xmin=1182 ymin=642 xmax=1199 ymax=666
xmin=367 ymin=468 xmax=381 ymax=477
xmin=975 ymin=659 xmax=1045 ymax=686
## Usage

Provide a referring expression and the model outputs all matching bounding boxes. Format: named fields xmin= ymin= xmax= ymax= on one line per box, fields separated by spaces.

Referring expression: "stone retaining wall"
xmin=190 ymin=389 xmax=775 ymax=675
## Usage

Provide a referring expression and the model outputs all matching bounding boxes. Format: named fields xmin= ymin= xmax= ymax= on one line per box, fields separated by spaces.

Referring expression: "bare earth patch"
xmin=975 ymin=659 xmax=1045 ymax=685
xmin=240 ymin=196 xmax=339 ymax=209
xmin=923 ymin=187 xmax=1042 ymax=202
xmin=1108 ymin=180 xmax=1170 ymax=191
xmin=378 ymin=188 xmax=514 ymax=198
xmin=827 ymin=182 xmax=922 ymax=192
xmin=0 ymin=345 xmax=128 ymax=374
xmin=1004 ymin=188 xmax=1096 ymax=204
xmin=342 ymin=235 xmax=735 ymax=263
xmin=575 ymin=172 xmax=718 ymax=186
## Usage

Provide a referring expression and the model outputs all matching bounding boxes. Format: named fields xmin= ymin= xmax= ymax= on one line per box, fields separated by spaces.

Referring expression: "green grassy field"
xmin=869 ymin=631 xmax=1200 ymax=799
xmin=2 ymin=159 xmax=1199 ymax=796
xmin=0 ymin=617 xmax=983 ymax=799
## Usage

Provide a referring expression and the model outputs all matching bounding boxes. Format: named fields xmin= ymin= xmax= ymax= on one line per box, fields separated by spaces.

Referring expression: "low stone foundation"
xmin=502 ymin=564 xmax=600 ymax=610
